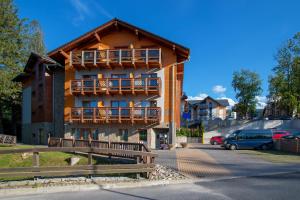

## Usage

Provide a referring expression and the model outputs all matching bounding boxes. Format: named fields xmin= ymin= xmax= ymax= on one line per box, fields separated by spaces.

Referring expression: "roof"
xmin=24 ymin=52 xmax=59 ymax=73
xmin=187 ymin=96 xmax=230 ymax=107
xmin=13 ymin=52 xmax=62 ymax=82
xmin=48 ymin=18 xmax=190 ymax=61
xmin=216 ymin=99 xmax=230 ymax=107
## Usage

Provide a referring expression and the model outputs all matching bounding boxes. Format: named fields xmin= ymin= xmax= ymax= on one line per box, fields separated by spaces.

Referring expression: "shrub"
xmin=168 ymin=144 xmax=174 ymax=150
xmin=180 ymin=142 xmax=188 ymax=148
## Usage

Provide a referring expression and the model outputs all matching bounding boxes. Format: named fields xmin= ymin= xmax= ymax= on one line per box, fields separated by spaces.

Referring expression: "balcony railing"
xmin=70 ymin=78 xmax=161 ymax=96
xmin=70 ymin=48 xmax=162 ymax=68
xmin=69 ymin=107 xmax=161 ymax=124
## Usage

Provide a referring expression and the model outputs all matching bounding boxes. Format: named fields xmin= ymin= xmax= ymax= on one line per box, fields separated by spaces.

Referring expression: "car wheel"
xmin=213 ymin=141 xmax=218 ymax=145
xmin=261 ymin=144 xmax=268 ymax=150
xmin=230 ymin=144 xmax=237 ymax=150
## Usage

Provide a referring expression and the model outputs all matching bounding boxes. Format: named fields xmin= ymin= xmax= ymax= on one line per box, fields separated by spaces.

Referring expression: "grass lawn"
xmin=239 ymin=150 xmax=300 ymax=163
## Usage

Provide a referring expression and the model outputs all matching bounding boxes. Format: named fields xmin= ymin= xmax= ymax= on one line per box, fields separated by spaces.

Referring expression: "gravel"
xmin=0 ymin=164 xmax=186 ymax=189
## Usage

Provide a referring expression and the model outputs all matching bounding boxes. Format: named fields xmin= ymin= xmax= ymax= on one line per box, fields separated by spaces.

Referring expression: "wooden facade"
xmin=17 ymin=18 xmax=189 ymax=147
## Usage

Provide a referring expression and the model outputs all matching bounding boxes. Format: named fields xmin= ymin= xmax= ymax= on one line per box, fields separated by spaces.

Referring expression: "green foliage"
xmin=0 ymin=0 xmax=46 ymax=133
xmin=176 ymin=128 xmax=201 ymax=137
xmin=232 ymin=69 xmax=262 ymax=119
xmin=268 ymin=33 xmax=300 ymax=117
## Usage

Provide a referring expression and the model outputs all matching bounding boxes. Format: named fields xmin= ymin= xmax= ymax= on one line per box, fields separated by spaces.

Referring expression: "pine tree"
xmin=0 ymin=0 xmax=46 ymax=134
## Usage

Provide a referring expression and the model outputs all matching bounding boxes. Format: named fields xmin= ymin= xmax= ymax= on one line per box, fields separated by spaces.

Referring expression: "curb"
xmin=1 ymin=170 xmax=299 ymax=197
xmin=0 ymin=179 xmax=194 ymax=197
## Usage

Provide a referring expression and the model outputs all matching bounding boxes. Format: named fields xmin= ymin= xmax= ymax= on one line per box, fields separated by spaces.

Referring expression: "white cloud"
xmin=255 ymin=96 xmax=268 ymax=109
xmin=70 ymin=0 xmax=91 ymax=25
xmin=70 ymin=0 xmax=112 ymax=26
xmin=187 ymin=93 xmax=208 ymax=100
xmin=212 ymin=85 xmax=226 ymax=94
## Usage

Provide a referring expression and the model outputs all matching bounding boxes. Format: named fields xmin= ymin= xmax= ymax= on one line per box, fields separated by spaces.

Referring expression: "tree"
xmin=232 ymin=69 xmax=262 ymax=119
xmin=0 ymin=0 xmax=24 ymax=133
xmin=0 ymin=0 xmax=46 ymax=134
xmin=268 ymin=33 xmax=300 ymax=117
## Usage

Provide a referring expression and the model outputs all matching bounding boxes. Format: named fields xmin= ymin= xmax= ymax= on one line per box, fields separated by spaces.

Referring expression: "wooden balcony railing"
xmin=70 ymin=78 xmax=161 ymax=96
xmin=70 ymin=48 xmax=162 ymax=68
xmin=69 ymin=107 xmax=161 ymax=124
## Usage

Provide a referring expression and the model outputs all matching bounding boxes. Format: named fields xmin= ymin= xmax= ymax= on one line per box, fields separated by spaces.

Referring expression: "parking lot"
xmin=154 ymin=144 xmax=300 ymax=179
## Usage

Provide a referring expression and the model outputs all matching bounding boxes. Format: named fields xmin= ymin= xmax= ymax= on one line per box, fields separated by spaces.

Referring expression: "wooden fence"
xmin=0 ymin=134 xmax=16 ymax=145
xmin=48 ymin=137 xmax=150 ymax=152
xmin=274 ymin=139 xmax=300 ymax=154
xmin=0 ymin=147 xmax=157 ymax=178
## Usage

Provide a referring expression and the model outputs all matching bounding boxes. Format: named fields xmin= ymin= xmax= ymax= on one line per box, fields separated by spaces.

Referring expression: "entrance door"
xmin=155 ymin=130 xmax=169 ymax=149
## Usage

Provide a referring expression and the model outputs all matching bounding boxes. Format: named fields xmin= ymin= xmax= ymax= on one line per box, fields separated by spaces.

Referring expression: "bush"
xmin=180 ymin=142 xmax=188 ymax=148
xmin=176 ymin=128 xmax=201 ymax=137
xmin=168 ymin=144 xmax=174 ymax=150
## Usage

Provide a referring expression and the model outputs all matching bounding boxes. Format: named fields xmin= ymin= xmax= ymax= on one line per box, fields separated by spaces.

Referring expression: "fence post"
xmin=88 ymin=153 xmax=93 ymax=165
xmin=33 ymin=152 xmax=40 ymax=167
xmin=136 ymin=156 xmax=141 ymax=179
xmin=60 ymin=138 xmax=63 ymax=147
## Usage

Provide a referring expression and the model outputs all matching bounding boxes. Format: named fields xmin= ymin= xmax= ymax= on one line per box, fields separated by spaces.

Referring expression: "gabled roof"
xmin=24 ymin=52 xmax=59 ymax=73
xmin=187 ymin=96 xmax=230 ymax=107
xmin=13 ymin=52 xmax=62 ymax=82
xmin=48 ymin=18 xmax=190 ymax=61
xmin=216 ymin=99 xmax=230 ymax=107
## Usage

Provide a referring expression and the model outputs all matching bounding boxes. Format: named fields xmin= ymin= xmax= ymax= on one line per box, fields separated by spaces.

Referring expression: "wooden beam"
xmin=59 ymin=50 xmax=69 ymax=59
xmin=94 ymin=32 xmax=101 ymax=42
xmin=114 ymin=21 xmax=119 ymax=31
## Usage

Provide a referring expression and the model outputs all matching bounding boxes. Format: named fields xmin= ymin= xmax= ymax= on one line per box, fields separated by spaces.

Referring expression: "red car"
xmin=272 ymin=130 xmax=291 ymax=139
xmin=210 ymin=136 xmax=224 ymax=145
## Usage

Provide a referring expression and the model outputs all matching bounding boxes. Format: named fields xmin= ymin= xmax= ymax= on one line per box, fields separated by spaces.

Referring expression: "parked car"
xmin=272 ymin=130 xmax=291 ymax=139
xmin=223 ymin=129 xmax=273 ymax=150
xmin=282 ymin=131 xmax=300 ymax=139
xmin=210 ymin=136 xmax=224 ymax=145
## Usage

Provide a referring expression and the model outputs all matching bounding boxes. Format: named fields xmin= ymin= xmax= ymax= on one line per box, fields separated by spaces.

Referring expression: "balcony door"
xmin=111 ymin=100 xmax=129 ymax=117
xmin=82 ymin=100 xmax=97 ymax=118
xmin=111 ymin=74 xmax=130 ymax=90
xmin=82 ymin=75 xmax=97 ymax=92
xmin=141 ymin=73 xmax=158 ymax=87
xmin=140 ymin=101 xmax=157 ymax=118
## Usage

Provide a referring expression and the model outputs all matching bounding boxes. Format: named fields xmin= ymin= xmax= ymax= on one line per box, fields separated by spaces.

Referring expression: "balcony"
xmin=70 ymin=48 xmax=162 ymax=68
xmin=199 ymin=110 xmax=208 ymax=116
xmin=70 ymin=78 xmax=161 ymax=96
xmin=198 ymin=104 xmax=208 ymax=109
xmin=69 ymin=107 xmax=161 ymax=124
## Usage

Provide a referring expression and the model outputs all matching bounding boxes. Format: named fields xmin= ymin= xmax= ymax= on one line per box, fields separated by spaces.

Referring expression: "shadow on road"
xmin=103 ymin=189 xmax=158 ymax=200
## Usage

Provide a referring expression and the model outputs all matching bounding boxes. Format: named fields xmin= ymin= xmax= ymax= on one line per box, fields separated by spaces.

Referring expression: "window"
xmin=111 ymin=74 xmax=130 ymax=90
xmin=148 ymin=49 xmax=159 ymax=59
xmin=82 ymin=100 xmax=97 ymax=107
xmin=141 ymin=73 xmax=158 ymax=86
xmin=82 ymin=101 xmax=97 ymax=117
xmin=84 ymin=51 xmax=95 ymax=62
xmin=139 ymin=130 xmax=147 ymax=142
xmin=111 ymin=100 xmax=129 ymax=116
xmin=118 ymin=129 xmax=128 ymax=141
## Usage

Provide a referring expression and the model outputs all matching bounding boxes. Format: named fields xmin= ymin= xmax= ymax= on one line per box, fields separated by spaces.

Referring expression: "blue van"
xmin=223 ymin=129 xmax=273 ymax=150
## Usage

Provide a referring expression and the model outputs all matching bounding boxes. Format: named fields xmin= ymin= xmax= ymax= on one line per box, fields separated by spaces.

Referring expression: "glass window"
xmin=139 ymin=130 xmax=147 ymax=141
xmin=118 ymin=129 xmax=128 ymax=141
xmin=82 ymin=101 xmax=97 ymax=107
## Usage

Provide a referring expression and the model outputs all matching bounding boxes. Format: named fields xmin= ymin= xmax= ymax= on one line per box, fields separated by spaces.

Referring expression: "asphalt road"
xmin=3 ymin=172 xmax=300 ymax=200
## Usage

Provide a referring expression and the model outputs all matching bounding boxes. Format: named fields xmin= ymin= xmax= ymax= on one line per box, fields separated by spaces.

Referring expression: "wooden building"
xmin=15 ymin=19 xmax=189 ymax=148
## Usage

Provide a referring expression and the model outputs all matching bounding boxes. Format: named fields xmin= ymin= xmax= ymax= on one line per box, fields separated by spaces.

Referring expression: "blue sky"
xmin=15 ymin=0 xmax=300 ymax=106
